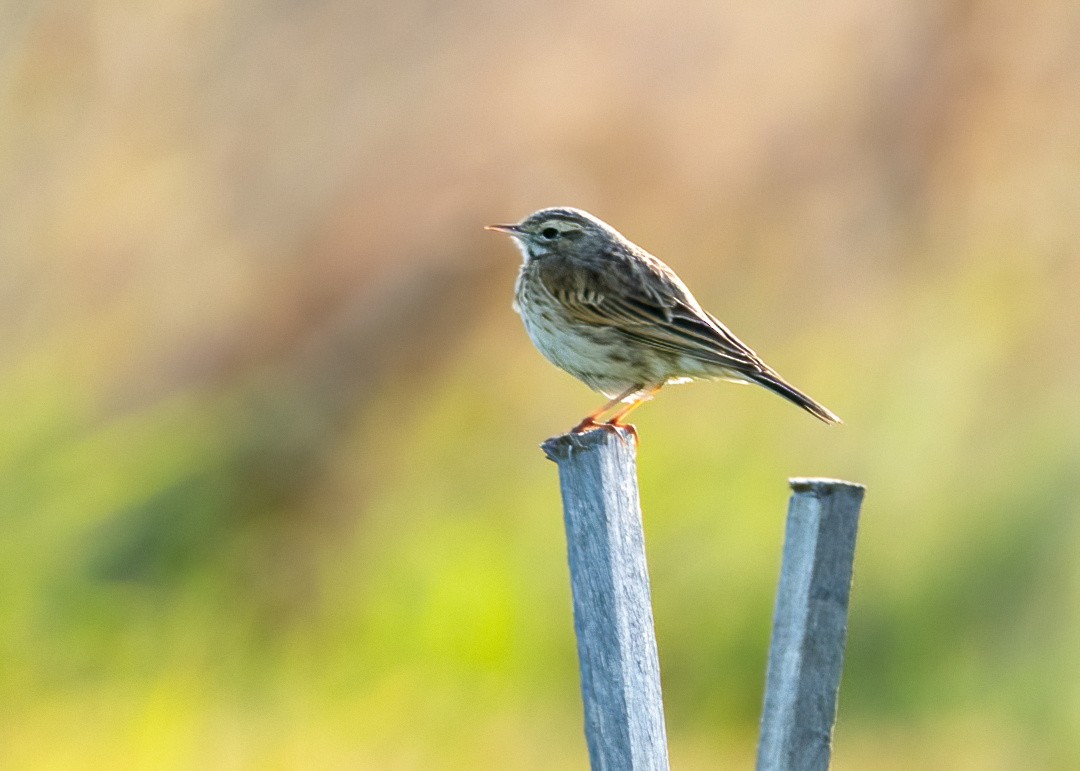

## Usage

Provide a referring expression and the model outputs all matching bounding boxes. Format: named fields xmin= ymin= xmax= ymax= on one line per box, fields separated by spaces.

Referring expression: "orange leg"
xmin=603 ymin=385 xmax=664 ymax=443
xmin=606 ymin=385 xmax=663 ymax=424
xmin=570 ymin=384 xmax=643 ymax=434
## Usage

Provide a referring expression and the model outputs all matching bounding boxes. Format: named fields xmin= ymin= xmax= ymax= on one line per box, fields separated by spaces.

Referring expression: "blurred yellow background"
xmin=3 ymin=1 xmax=1079 ymax=768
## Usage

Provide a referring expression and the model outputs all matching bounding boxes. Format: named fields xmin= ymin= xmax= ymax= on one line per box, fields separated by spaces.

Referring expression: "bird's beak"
xmin=484 ymin=223 xmax=523 ymax=235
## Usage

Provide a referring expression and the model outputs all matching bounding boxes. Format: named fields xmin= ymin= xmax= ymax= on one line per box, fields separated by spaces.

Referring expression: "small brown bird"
xmin=487 ymin=207 xmax=841 ymax=437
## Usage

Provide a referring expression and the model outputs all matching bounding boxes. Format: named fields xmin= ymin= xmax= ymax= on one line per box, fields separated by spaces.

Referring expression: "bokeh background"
xmin=3 ymin=1 xmax=1080 ymax=768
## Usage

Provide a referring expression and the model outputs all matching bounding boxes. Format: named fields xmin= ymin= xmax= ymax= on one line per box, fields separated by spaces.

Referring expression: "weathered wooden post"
xmin=756 ymin=478 xmax=865 ymax=771
xmin=542 ymin=428 xmax=669 ymax=771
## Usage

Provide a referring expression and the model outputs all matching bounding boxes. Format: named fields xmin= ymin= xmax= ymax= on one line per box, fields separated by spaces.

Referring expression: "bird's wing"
xmin=536 ymin=252 xmax=768 ymax=375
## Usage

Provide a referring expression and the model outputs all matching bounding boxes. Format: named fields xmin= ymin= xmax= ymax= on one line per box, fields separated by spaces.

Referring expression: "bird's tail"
xmin=750 ymin=370 xmax=842 ymax=425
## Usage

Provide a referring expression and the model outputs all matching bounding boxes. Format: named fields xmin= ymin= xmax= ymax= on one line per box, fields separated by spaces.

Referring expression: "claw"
xmin=604 ymin=421 xmax=638 ymax=446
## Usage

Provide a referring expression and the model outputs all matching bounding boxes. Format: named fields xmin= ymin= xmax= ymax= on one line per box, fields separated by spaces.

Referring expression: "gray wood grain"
xmin=756 ymin=478 xmax=866 ymax=771
xmin=542 ymin=428 xmax=669 ymax=771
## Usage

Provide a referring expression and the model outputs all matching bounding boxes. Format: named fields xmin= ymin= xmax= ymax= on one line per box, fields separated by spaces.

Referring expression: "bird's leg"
xmin=570 ymin=384 xmax=642 ymax=434
xmin=603 ymin=385 xmax=664 ymax=443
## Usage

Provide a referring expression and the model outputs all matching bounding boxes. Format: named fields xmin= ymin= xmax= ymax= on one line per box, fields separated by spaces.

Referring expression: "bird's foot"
xmin=569 ymin=418 xmax=638 ymax=445
xmin=570 ymin=417 xmax=603 ymax=434
xmin=604 ymin=420 xmax=639 ymax=445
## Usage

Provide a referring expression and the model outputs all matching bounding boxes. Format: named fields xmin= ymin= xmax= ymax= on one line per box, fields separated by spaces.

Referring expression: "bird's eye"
xmin=541 ymin=227 xmax=559 ymax=240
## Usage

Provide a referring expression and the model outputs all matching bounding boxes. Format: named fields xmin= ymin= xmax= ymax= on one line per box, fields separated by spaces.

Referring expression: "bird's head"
xmin=486 ymin=207 xmax=618 ymax=263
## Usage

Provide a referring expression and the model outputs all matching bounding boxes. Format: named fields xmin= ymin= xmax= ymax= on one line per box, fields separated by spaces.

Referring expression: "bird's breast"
xmin=514 ymin=268 xmax=670 ymax=396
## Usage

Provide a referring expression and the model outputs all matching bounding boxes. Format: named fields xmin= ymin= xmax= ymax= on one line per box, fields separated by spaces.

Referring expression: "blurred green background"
xmin=3 ymin=1 xmax=1080 ymax=768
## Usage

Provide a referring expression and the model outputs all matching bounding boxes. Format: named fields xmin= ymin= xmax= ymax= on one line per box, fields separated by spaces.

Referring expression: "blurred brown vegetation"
xmin=2 ymin=1 xmax=1080 ymax=768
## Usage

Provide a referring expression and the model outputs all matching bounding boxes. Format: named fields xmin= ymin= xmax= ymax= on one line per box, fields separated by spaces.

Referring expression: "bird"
xmin=486 ymin=207 xmax=841 ymax=439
